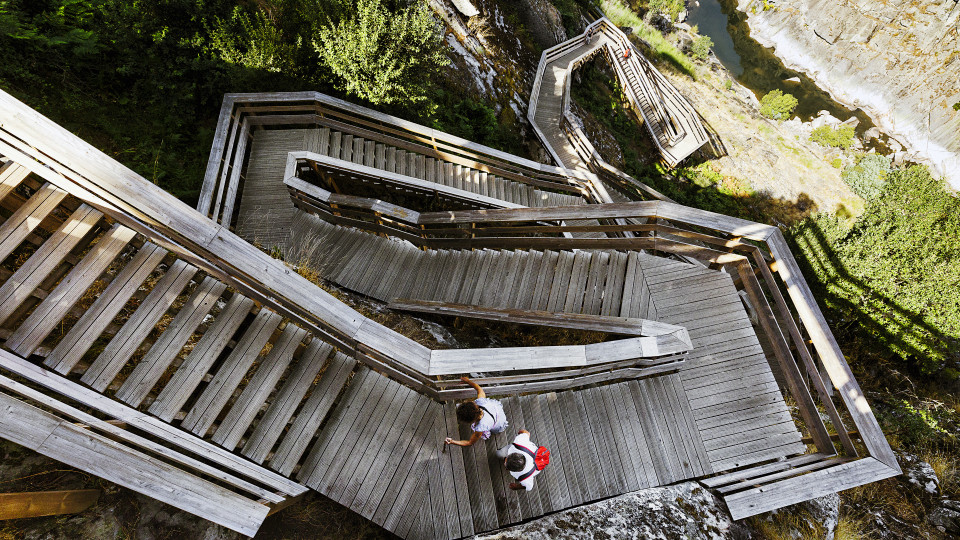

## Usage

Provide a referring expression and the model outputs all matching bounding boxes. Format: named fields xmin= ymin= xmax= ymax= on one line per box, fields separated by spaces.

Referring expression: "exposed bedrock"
xmin=735 ymin=0 xmax=960 ymax=190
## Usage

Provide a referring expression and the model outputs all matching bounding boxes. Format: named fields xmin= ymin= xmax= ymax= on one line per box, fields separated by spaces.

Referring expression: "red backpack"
xmin=513 ymin=443 xmax=550 ymax=481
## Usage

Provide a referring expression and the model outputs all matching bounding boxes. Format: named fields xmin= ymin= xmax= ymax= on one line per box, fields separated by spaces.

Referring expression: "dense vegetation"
xmin=0 ymin=0 xmax=505 ymax=204
xmin=809 ymin=124 xmax=855 ymax=149
xmin=792 ymin=165 xmax=960 ymax=379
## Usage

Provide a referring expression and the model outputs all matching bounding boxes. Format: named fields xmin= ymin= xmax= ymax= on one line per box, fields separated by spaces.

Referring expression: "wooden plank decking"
xmin=0 ymin=68 xmax=900 ymax=540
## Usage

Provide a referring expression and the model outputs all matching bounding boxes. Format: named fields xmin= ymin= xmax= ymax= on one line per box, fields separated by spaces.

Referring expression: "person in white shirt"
xmin=497 ymin=429 xmax=541 ymax=491
xmin=444 ymin=376 xmax=507 ymax=447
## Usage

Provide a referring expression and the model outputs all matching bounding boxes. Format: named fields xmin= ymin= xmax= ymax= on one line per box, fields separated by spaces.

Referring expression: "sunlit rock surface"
xmin=735 ymin=0 xmax=960 ymax=190
xmin=475 ymin=482 xmax=749 ymax=539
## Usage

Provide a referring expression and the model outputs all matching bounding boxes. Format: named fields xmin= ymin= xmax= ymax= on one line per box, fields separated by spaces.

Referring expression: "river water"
xmin=686 ymin=0 xmax=882 ymax=142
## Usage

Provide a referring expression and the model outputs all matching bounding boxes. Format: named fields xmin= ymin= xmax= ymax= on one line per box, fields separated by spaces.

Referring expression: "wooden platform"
xmin=284 ymin=213 xmax=804 ymax=474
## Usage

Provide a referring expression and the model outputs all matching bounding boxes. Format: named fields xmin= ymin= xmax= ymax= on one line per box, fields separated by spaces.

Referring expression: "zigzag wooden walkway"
xmin=0 ymin=73 xmax=900 ymax=539
xmin=529 ymin=18 xmax=709 ymax=170
xmin=286 ymin=214 xmax=805 ymax=473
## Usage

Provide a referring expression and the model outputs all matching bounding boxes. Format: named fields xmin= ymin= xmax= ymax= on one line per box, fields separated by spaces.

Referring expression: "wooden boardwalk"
xmin=0 ymin=77 xmax=901 ymax=539
xmin=286 ymin=214 xmax=804 ymax=472
xmin=529 ymin=18 xmax=709 ymax=170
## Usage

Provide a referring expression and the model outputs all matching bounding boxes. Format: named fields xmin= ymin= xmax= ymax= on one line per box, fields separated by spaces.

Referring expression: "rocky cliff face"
xmin=734 ymin=0 xmax=960 ymax=190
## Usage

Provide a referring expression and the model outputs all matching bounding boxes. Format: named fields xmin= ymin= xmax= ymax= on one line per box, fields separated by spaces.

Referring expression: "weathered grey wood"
xmin=213 ymin=324 xmax=307 ymax=449
xmin=375 ymin=407 xmax=439 ymax=530
xmin=325 ymin=383 xmax=409 ymax=513
xmin=114 ymin=276 xmax=227 ymax=406
xmin=558 ymin=391 xmax=600 ymax=501
xmin=0 ymin=392 xmax=270 ymax=537
xmin=545 ymin=251 xmax=575 ymax=312
xmin=562 ymin=250 xmax=591 ymax=314
xmin=700 ymin=453 xmax=828 ymax=488
xmin=338 ymin=384 xmax=417 ymax=510
xmin=441 ymin=401 xmax=474 ymax=536
xmin=0 ymin=204 xmax=101 ymax=325
xmin=8 ymin=224 xmax=136 ymax=356
xmin=577 ymin=389 xmax=621 ymax=496
xmin=0 ymin=183 xmax=67 ymax=262
xmin=315 ymin=373 xmax=397 ymax=495
xmin=529 ymin=250 xmax=559 ymax=311
xmin=351 ymin=391 xmax=430 ymax=517
xmin=0 ymin=352 xmax=306 ymax=496
xmin=80 ymin=259 xmax=197 ymax=391
xmin=147 ymin=294 xmax=254 ymax=421
xmin=0 ymin=373 xmax=282 ymax=504
xmin=182 ymin=309 xmax=282 ymax=436
xmin=241 ymin=338 xmax=332 ymax=462
xmin=0 ymin=161 xmax=31 ymax=201
xmin=270 ymin=352 xmax=357 ymax=476
xmin=44 ymin=243 xmax=166 ymax=374
xmin=597 ymin=385 xmax=640 ymax=492
xmin=613 ymin=382 xmax=659 ymax=487
xmin=723 ymin=458 xmax=897 ymax=520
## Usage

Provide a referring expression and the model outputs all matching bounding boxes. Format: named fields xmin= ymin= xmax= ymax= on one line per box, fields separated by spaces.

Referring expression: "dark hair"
xmin=506 ymin=453 xmax=526 ymax=472
xmin=456 ymin=402 xmax=481 ymax=424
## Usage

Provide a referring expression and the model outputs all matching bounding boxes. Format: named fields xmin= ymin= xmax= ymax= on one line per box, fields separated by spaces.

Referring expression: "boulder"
xmin=474 ymin=482 xmax=749 ymax=539
xmin=928 ymin=501 xmax=960 ymax=536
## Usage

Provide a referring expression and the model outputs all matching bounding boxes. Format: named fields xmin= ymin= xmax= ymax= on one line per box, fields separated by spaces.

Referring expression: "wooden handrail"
xmin=284 ymin=169 xmax=903 ymax=462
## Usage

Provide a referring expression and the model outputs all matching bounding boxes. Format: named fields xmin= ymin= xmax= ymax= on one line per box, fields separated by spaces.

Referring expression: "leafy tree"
xmin=313 ymin=0 xmax=449 ymax=108
xmin=690 ymin=35 xmax=712 ymax=60
xmin=809 ymin=124 xmax=855 ymax=149
xmin=759 ymin=89 xmax=798 ymax=120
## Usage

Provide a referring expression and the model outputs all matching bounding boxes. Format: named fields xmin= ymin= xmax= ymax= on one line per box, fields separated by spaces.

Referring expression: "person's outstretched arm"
xmin=460 ymin=376 xmax=485 ymax=399
xmin=444 ymin=431 xmax=482 ymax=447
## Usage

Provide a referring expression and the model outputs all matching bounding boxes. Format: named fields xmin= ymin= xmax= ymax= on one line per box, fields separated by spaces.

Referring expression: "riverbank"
xmin=730 ymin=0 xmax=960 ymax=191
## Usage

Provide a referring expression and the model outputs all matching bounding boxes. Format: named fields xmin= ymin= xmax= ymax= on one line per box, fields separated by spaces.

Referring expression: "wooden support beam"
xmin=0 ymin=490 xmax=100 ymax=520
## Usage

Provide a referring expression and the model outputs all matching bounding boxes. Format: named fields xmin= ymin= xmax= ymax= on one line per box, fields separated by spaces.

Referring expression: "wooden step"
xmin=181 ymin=309 xmax=282 ymax=436
xmin=79 ymin=259 xmax=197 ymax=390
xmin=114 ymin=276 xmax=226 ymax=406
xmin=270 ymin=351 xmax=357 ymax=476
xmin=212 ymin=324 xmax=307 ymax=449
xmin=147 ymin=294 xmax=254 ymax=421
xmin=7 ymin=224 xmax=137 ymax=356
xmin=0 ymin=204 xmax=102 ymax=325
xmin=44 ymin=243 xmax=166 ymax=374
xmin=0 ymin=183 xmax=68 ymax=262
xmin=242 ymin=338 xmax=333 ymax=463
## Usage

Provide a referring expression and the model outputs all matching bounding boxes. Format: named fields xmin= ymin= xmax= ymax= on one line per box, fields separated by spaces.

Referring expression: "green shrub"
xmin=954 ymin=102 xmax=960 ymax=111
xmin=724 ymin=79 xmax=733 ymax=91
xmin=759 ymin=89 xmax=798 ymax=120
xmin=810 ymin=124 xmax=856 ymax=149
xmin=313 ymin=0 xmax=449 ymax=107
xmin=842 ymin=154 xmax=891 ymax=200
xmin=690 ymin=35 xmax=713 ymax=60
xmin=791 ymin=165 xmax=960 ymax=377
xmin=831 ymin=157 xmax=842 ymax=169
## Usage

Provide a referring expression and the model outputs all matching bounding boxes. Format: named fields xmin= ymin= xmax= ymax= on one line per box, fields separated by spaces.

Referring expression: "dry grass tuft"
xmin=749 ymin=508 xmax=826 ymax=540
xmin=921 ymin=448 xmax=958 ymax=496
xmin=834 ymin=514 xmax=870 ymax=540
xmin=843 ymin=478 xmax=921 ymax=523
